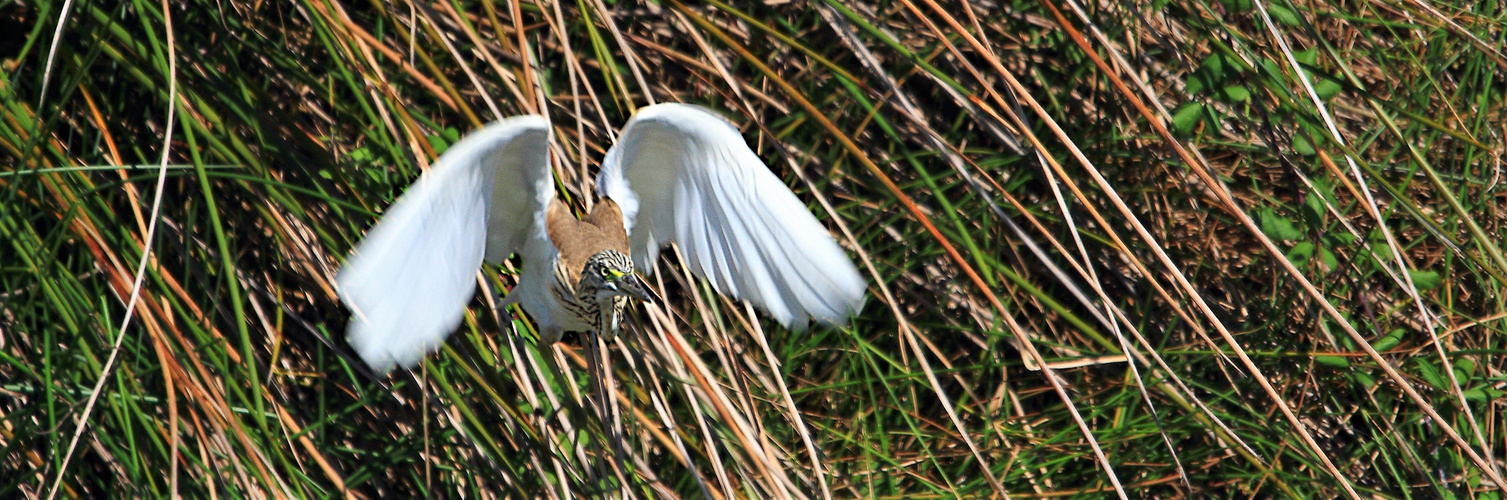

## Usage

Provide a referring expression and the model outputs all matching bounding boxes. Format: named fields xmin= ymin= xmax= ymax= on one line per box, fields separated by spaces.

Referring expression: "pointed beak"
xmin=620 ymin=275 xmax=653 ymax=303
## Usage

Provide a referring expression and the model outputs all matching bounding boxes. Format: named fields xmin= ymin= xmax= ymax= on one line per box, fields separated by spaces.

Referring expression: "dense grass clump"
xmin=2 ymin=0 xmax=1504 ymax=497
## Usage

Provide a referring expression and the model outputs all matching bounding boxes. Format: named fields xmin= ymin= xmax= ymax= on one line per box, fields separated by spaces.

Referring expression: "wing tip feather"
xmin=606 ymin=102 xmax=873 ymax=332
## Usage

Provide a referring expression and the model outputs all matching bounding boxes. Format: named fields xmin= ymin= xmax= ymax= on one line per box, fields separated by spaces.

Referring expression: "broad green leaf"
xmin=1294 ymin=134 xmax=1316 ymax=155
xmin=1314 ymin=78 xmax=1343 ymax=100
xmin=1268 ymin=4 xmax=1300 ymax=26
xmin=1408 ymin=269 xmax=1442 ymax=290
xmin=1454 ymin=357 xmax=1476 ymax=381
xmin=1302 ymin=190 xmax=1326 ymax=222
xmin=427 ymin=127 xmax=462 ymax=155
xmin=1318 ymin=247 xmax=1338 ymax=272
xmin=1323 ymin=230 xmax=1356 ymax=246
xmin=427 ymin=135 xmax=451 ymax=155
xmin=1295 ymin=48 xmax=1319 ymax=66
xmin=1219 ymin=86 xmax=1251 ymax=102
xmin=1259 ymin=57 xmax=1284 ymax=81
xmin=1259 ymin=207 xmax=1304 ymax=240
xmin=1464 ymin=387 xmax=1504 ymax=402
xmin=1220 ymin=0 xmax=1253 ymax=12
xmin=1198 ymin=52 xmax=1230 ymax=79
xmin=1286 ymin=241 xmax=1316 ymax=265
xmin=1172 ymin=103 xmax=1205 ymax=135
xmin=1414 ymin=358 xmax=1448 ymax=390
xmin=1185 ymin=76 xmax=1206 ymax=96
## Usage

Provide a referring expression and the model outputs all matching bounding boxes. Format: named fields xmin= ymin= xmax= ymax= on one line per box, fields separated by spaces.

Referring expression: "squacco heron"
xmin=336 ymin=103 xmax=865 ymax=373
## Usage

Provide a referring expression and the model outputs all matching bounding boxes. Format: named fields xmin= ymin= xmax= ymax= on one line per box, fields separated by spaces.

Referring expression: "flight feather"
xmin=596 ymin=103 xmax=865 ymax=328
xmin=337 ymin=116 xmax=552 ymax=373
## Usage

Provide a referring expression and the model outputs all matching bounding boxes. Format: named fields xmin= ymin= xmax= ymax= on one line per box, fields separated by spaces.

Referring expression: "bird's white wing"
xmin=597 ymin=103 xmax=864 ymax=328
xmin=337 ymin=116 xmax=552 ymax=373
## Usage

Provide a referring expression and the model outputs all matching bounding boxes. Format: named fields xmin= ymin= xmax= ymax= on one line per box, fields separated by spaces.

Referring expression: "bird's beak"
xmin=620 ymin=275 xmax=653 ymax=303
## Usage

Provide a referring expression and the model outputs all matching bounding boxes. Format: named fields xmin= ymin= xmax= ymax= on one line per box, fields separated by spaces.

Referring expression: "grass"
xmin=2 ymin=0 xmax=1505 ymax=497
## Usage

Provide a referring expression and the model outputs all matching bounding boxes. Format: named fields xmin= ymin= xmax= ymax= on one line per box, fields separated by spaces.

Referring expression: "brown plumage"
xmin=545 ymin=198 xmax=629 ymax=281
xmin=540 ymin=197 xmax=643 ymax=340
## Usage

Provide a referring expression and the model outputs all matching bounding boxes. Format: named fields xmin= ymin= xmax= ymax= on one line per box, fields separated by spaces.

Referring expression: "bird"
xmin=335 ymin=103 xmax=867 ymax=374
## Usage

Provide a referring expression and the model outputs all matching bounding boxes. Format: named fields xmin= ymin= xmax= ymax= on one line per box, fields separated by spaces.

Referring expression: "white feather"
xmin=597 ymin=103 xmax=865 ymax=328
xmin=336 ymin=116 xmax=552 ymax=373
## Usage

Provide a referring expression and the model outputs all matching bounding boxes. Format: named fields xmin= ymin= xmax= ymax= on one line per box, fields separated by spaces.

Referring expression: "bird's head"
xmin=581 ymin=250 xmax=652 ymax=304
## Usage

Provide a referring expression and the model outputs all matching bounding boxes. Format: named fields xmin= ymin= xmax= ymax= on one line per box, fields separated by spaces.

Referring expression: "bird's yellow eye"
xmin=599 ymin=267 xmax=611 ymax=278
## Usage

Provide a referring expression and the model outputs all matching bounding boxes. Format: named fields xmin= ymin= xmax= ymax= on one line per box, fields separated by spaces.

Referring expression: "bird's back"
xmin=545 ymin=198 xmax=630 ymax=284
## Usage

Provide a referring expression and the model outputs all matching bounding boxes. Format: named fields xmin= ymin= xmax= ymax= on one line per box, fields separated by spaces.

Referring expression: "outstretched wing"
xmin=597 ymin=103 xmax=864 ymax=328
xmin=337 ymin=116 xmax=553 ymax=373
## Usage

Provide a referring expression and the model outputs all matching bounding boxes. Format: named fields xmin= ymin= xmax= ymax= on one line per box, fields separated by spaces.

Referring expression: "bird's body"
xmin=517 ymin=198 xmax=639 ymax=343
xmin=337 ymin=104 xmax=865 ymax=374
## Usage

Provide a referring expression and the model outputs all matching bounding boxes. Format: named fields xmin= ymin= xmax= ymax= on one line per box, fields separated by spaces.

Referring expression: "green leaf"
xmin=1464 ymin=387 xmax=1504 ymax=402
xmin=1172 ymin=103 xmax=1205 ymax=135
xmin=1220 ymin=0 xmax=1253 ymax=12
xmin=427 ymin=135 xmax=451 ymax=155
xmin=1314 ymin=78 xmax=1343 ymax=100
xmin=1218 ymin=85 xmax=1251 ymax=102
xmin=1294 ymin=49 xmax=1319 ymax=66
xmin=1457 ymin=357 xmax=1475 ymax=373
xmin=1318 ymin=247 xmax=1338 ymax=272
xmin=1351 ymin=372 xmax=1377 ymax=387
xmin=1454 ymin=357 xmax=1476 ymax=382
xmin=1408 ymin=269 xmax=1442 ymax=290
xmin=1286 ymin=241 xmax=1316 ymax=265
xmin=1198 ymin=52 xmax=1230 ymax=79
xmin=1293 ymin=134 xmax=1316 ymax=155
xmin=1316 ymin=355 xmax=1349 ymax=368
xmin=1267 ymin=4 xmax=1300 ymax=26
xmin=1414 ymin=358 xmax=1448 ymax=390
xmin=1323 ymin=230 xmax=1356 ymax=246
xmin=1259 ymin=58 xmax=1284 ymax=81
xmin=1187 ymin=53 xmax=1235 ymax=96
xmin=1338 ymin=326 xmax=1356 ymax=350
xmin=1259 ymin=207 xmax=1304 ymax=240
xmin=1372 ymin=329 xmax=1405 ymax=351
xmin=1302 ymin=190 xmax=1326 ymax=222
xmin=427 ymin=128 xmax=462 ymax=156
xmin=1185 ymin=76 xmax=1206 ymax=96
